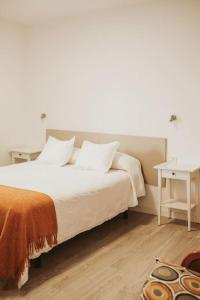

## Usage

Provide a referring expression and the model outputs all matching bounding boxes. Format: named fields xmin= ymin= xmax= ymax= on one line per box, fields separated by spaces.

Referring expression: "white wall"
xmin=1 ymin=0 xmax=200 ymax=221
xmin=0 ymin=20 xmax=33 ymax=165
xmin=28 ymin=0 xmax=200 ymax=165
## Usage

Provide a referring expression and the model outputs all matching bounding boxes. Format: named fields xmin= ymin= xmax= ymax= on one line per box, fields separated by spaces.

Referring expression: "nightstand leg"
xmin=195 ymin=171 xmax=199 ymax=204
xmin=195 ymin=171 xmax=200 ymax=223
xmin=187 ymin=176 xmax=191 ymax=231
xmin=166 ymin=179 xmax=172 ymax=218
xmin=158 ymin=170 xmax=162 ymax=225
xmin=11 ymin=154 xmax=15 ymax=164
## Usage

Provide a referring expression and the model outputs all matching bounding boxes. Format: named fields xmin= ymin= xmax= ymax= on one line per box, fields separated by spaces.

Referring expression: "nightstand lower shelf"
xmin=161 ymin=199 xmax=196 ymax=211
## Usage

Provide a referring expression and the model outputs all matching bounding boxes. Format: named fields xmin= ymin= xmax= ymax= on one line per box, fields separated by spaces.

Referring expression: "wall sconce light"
xmin=169 ymin=114 xmax=177 ymax=122
xmin=40 ymin=113 xmax=47 ymax=119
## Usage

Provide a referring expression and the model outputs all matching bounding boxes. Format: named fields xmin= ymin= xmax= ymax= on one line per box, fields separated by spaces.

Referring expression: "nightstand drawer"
xmin=11 ymin=148 xmax=41 ymax=164
xmin=12 ymin=152 xmax=29 ymax=160
xmin=162 ymin=170 xmax=188 ymax=180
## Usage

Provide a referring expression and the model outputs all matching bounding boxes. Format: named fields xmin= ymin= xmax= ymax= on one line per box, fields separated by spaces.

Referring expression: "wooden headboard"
xmin=46 ymin=129 xmax=167 ymax=186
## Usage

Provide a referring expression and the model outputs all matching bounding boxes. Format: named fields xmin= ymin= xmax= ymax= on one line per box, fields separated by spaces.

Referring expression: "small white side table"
xmin=11 ymin=147 xmax=41 ymax=164
xmin=154 ymin=162 xmax=200 ymax=231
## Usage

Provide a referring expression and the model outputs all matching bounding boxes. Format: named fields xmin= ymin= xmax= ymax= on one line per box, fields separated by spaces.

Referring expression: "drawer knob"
xmin=19 ymin=153 xmax=22 ymax=156
xmin=172 ymin=172 xmax=175 ymax=175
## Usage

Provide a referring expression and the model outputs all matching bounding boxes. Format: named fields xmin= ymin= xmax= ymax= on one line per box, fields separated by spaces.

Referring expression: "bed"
xmin=0 ymin=161 xmax=142 ymax=286
xmin=0 ymin=130 xmax=167 ymax=288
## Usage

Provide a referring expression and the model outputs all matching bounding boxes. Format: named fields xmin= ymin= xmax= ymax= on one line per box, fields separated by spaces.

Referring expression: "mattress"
xmin=0 ymin=161 xmax=141 ymax=287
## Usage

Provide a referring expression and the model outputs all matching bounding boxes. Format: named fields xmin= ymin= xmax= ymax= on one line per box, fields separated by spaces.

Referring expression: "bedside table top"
xmin=11 ymin=147 xmax=41 ymax=154
xmin=154 ymin=161 xmax=200 ymax=173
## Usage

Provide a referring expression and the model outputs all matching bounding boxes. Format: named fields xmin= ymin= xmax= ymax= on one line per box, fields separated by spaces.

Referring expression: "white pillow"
xmin=75 ymin=141 xmax=120 ymax=172
xmin=112 ymin=152 xmax=145 ymax=197
xmin=37 ymin=136 xmax=75 ymax=166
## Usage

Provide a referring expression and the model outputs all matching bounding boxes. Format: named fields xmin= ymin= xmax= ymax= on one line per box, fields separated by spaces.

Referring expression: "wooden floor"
xmin=1 ymin=212 xmax=200 ymax=300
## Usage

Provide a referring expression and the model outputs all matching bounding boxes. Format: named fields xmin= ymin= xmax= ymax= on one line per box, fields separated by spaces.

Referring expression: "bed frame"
xmin=33 ymin=210 xmax=129 ymax=268
xmin=33 ymin=129 xmax=167 ymax=269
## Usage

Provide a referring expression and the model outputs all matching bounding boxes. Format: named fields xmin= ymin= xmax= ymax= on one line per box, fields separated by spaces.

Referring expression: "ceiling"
xmin=0 ymin=0 xmax=142 ymax=26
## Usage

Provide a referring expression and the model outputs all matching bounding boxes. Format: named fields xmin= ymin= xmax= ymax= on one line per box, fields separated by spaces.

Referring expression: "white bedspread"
xmin=0 ymin=161 xmax=141 ymax=287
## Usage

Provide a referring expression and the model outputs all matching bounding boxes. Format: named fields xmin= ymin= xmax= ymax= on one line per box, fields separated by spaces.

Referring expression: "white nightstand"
xmin=11 ymin=147 xmax=41 ymax=164
xmin=154 ymin=162 xmax=200 ymax=231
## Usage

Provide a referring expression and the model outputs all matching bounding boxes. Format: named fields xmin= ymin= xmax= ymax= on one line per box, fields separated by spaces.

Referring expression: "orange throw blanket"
xmin=0 ymin=185 xmax=57 ymax=284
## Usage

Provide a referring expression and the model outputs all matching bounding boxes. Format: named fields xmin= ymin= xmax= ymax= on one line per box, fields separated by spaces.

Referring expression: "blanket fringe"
xmin=16 ymin=233 xmax=57 ymax=282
